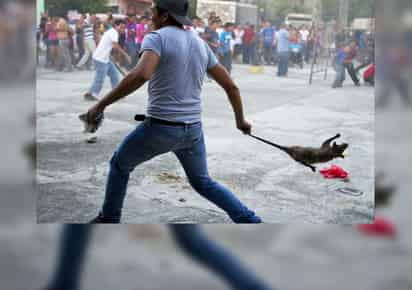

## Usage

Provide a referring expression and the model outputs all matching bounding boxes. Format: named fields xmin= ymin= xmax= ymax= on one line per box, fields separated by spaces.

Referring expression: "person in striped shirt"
xmin=75 ymin=15 xmax=97 ymax=70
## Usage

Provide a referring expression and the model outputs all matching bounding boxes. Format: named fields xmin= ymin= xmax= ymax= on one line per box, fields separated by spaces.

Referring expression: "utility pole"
xmin=188 ymin=0 xmax=197 ymax=18
xmin=338 ymin=0 xmax=349 ymax=28
xmin=37 ymin=0 xmax=45 ymax=25
xmin=311 ymin=0 xmax=322 ymax=25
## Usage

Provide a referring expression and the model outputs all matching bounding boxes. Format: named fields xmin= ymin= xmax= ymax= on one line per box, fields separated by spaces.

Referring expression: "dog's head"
xmin=332 ymin=142 xmax=349 ymax=158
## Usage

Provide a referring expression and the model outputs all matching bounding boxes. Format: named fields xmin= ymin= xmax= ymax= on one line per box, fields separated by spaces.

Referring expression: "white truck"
xmin=285 ymin=13 xmax=313 ymax=27
xmin=351 ymin=18 xmax=375 ymax=31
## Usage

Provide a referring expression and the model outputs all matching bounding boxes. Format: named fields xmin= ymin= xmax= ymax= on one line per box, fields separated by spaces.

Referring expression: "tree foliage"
xmin=322 ymin=0 xmax=375 ymax=22
xmin=348 ymin=0 xmax=375 ymax=21
xmin=321 ymin=0 xmax=338 ymax=22
xmin=188 ymin=0 xmax=198 ymax=18
xmin=257 ymin=0 xmax=311 ymax=22
xmin=45 ymin=0 xmax=108 ymax=16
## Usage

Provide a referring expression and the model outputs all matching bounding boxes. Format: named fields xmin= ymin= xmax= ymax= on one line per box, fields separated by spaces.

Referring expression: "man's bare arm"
xmin=91 ymin=51 xmax=160 ymax=112
xmin=208 ymin=41 xmax=219 ymax=48
xmin=112 ymin=42 xmax=131 ymax=62
xmin=207 ymin=64 xmax=251 ymax=134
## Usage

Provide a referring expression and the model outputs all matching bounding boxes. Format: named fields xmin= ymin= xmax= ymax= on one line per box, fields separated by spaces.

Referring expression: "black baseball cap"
xmin=154 ymin=0 xmax=192 ymax=26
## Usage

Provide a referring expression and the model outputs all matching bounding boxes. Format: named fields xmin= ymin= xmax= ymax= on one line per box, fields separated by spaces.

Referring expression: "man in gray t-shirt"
xmin=86 ymin=0 xmax=262 ymax=224
xmin=139 ymin=25 xmax=218 ymax=123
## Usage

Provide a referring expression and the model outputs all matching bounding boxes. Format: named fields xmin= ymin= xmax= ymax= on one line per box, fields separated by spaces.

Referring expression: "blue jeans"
xmin=88 ymin=59 xmax=120 ymax=98
xmin=47 ymin=225 xmax=274 ymax=290
xmin=334 ymin=62 xmax=346 ymax=84
xmin=277 ymin=51 xmax=289 ymax=76
xmin=219 ymin=51 xmax=232 ymax=74
xmin=101 ymin=119 xmax=261 ymax=223
xmin=243 ymin=43 xmax=256 ymax=64
xmin=171 ymin=225 xmax=273 ymax=290
xmin=47 ymin=226 xmax=93 ymax=290
xmin=263 ymin=45 xmax=273 ymax=64
xmin=125 ymin=41 xmax=138 ymax=69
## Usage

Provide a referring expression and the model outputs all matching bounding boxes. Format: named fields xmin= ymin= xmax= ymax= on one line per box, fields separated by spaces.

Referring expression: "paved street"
xmin=36 ymin=64 xmax=374 ymax=223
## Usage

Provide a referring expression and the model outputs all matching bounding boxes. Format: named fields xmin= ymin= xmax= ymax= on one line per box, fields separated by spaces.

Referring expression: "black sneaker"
xmin=86 ymin=136 xmax=98 ymax=144
xmin=84 ymin=93 xmax=98 ymax=101
xmin=88 ymin=213 xmax=117 ymax=224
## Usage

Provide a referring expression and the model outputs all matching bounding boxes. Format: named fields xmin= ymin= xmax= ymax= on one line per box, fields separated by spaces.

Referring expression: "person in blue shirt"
xmin=332 ymin=45 xmax=349 ymax=88
xmin=358 ymin=31 xmax=367 ymax=50
xmin=204 ymin=18 xmax=220 ymax=55
xmin=261 ymin=21 xmax=275 ymax=65
xmin=275 ymin=23 xmax=290 ymax=76
xmin=219 ymin=22 xmax=234 ymax=74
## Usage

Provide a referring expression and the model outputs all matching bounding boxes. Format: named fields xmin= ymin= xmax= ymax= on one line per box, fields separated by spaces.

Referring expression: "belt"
xmin=135 ymin=114 xmax=200 ymax=127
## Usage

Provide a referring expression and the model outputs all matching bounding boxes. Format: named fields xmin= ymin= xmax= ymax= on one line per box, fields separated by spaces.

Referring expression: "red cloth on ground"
xmin=357 ymin=215 xmax=397 ymax=238
xmin=319 ymin=164 xmax=348 ymax=179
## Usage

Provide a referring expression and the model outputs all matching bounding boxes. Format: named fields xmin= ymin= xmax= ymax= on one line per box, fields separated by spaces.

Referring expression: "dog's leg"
xmin=322 ymin=133 xmax=341 ymax=147
xmin=297 ymin=160 xmax=316 ymax=172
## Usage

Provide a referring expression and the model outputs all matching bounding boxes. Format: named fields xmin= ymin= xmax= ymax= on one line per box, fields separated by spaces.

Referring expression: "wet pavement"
xmin=36 ymin=64 xmax=374 ymax=223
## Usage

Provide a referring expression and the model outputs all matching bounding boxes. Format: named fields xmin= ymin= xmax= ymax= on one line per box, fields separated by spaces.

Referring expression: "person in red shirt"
xmin=343 ymin=40 xmax=360 ymax=86
xmin=242 ymin=23 xmax=256 ymax=64
xmin=289 ymin=27 xmax=300 ymax=44
xmin=45 ymin=17 xmax=59 ymax=68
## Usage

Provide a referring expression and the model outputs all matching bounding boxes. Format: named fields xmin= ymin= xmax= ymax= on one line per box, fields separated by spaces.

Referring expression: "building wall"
xmin=197 ymin=0 xmax=237 ymax=24
xmin=197 ymin=0 xmax=258 ymax=25
xmin=236 ymin=4 xmax=258 ymax=25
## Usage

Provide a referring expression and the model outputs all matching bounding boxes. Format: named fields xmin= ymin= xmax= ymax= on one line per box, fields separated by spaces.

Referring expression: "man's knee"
xmin=170 ymin=225 xmax=205 ymax=253
xmin=189 ymin=175 xmax=215 ymax=193
xmin=109 ymin=152 xmax=131 ymax=176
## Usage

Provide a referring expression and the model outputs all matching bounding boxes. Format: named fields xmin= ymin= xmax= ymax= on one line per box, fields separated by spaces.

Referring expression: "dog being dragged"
xmin=250 ymin=134 xmax=348 ymax=172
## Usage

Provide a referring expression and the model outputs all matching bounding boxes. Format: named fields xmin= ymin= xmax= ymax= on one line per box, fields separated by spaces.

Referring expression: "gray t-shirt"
xmin=139 ymin=26 xmax=219 ymax=123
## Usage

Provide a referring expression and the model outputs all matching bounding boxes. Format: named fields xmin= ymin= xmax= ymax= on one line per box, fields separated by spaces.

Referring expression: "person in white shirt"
xmin=190 ymin=16 xmax=205 ymax=36
xmin=84 ymin=19 xmax=130 ymax=101
xmin=299 ymin=25 xmax=310 ymax=63
xmin=195 ymin=19 xmax=205 ymax=36
xmin=233 ymin=24 xmax=244 ymax=62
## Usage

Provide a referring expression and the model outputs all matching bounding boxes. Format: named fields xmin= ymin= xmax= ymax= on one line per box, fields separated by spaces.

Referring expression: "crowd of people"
xmin=185 ymin=14 xmax=328 ymax=77
xmin=36 ymin=10 xmax=375 ymax=86
xmin=36 ymin=11 xmax=150 ymax=72
xmin=331 ymin=28 xmax=375 ymax=88
xmin=36 ymin=10 xmax=324 ymax=73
